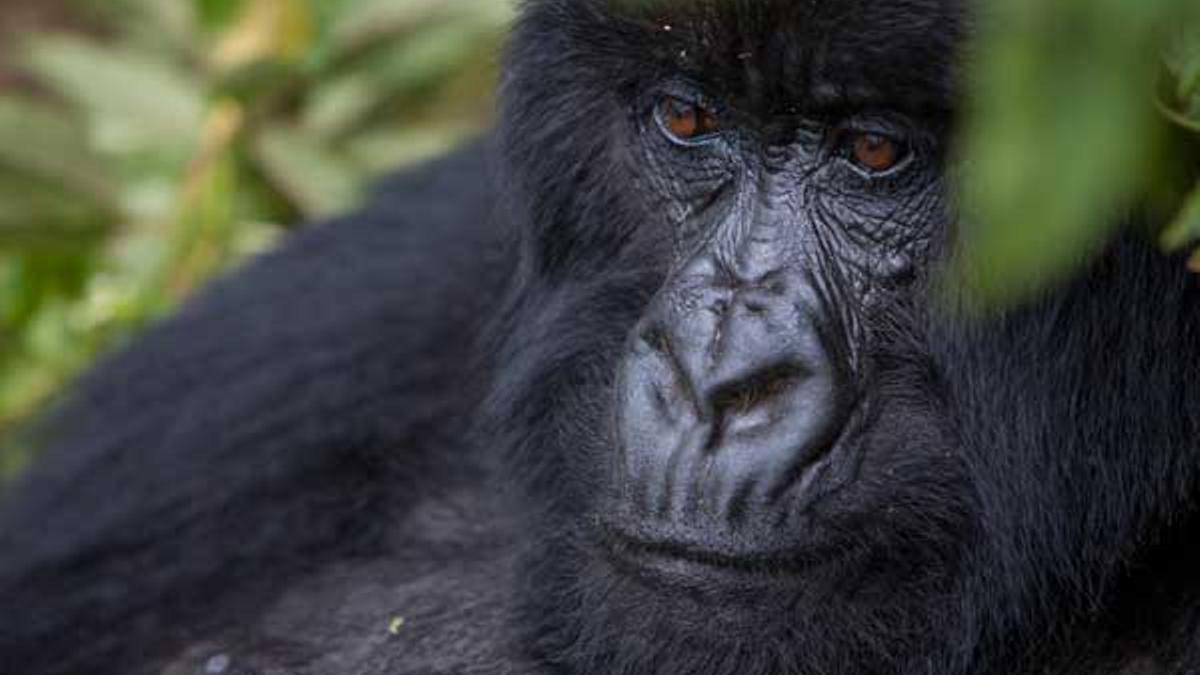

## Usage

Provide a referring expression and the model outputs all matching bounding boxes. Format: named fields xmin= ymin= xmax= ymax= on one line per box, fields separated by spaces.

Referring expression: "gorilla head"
xmin=484 ymin=1 xmax=1200 ymax=673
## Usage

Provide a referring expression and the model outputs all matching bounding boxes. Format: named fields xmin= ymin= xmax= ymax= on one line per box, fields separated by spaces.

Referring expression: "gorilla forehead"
xmin=534 ymin=0 xmax=967 ymax=115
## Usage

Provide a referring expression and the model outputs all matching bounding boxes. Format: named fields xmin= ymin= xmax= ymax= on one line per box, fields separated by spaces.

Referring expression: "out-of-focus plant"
xmin=956 ymin=0 xmax=1200 ymax=304
xmin=0 ymin=0 xmax=511 ymax=470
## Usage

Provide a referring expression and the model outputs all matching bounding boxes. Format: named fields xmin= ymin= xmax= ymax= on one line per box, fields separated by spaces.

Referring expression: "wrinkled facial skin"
xmin=493 ymin=1 xmax=975 ymax=674
xmin=610 ymin=78 xmax=949 ymax=564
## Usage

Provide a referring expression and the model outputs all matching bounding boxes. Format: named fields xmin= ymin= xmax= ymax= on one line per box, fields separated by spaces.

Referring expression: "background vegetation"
xmin=959 ymin=0 xmax=1200 ymax=303
xmin=0 ymin=0 xmax=1198 ymax=475
xmin=0 ymin=0 xmax=510 ymax=474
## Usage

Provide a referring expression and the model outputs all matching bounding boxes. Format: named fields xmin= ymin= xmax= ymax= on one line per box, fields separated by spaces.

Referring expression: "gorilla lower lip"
xmin=599 ymin=524 xmax=816 ymax=576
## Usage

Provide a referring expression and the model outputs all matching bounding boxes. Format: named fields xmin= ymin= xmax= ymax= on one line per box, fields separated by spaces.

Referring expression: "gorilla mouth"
xmin=597 ymin=521 xmax=834 ymax=578
xmin=604 ymin=396 xmax=866 ymax=572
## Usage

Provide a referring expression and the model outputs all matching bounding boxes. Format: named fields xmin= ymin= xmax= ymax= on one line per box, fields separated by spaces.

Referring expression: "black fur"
xmin=4 ymin=1 xmax=1200 ymax=674
xmin=0 ymin=147 xmax=513 ymax=673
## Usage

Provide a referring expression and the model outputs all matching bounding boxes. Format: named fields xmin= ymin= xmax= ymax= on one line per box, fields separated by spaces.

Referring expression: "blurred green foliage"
xmin=957 ymin=0 xmax=1200 ymax=303
xmin=0 ymin=0 xmax=510 ymax=466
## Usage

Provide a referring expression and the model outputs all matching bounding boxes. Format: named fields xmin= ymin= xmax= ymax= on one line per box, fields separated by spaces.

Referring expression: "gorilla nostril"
xmin=709 ymin=363 xmax=807 ymax=420
xmin=743 ymin=301 xmax=767 ymax=316
xmin=707 ymin=298 xmax=730 ymax=317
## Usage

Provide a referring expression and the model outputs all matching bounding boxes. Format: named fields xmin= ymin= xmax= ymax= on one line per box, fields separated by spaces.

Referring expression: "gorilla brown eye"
xmin=655 ymin=96 xmax=721 ymax=143
xmin=847 ymin=132 xmax=906 ymax=173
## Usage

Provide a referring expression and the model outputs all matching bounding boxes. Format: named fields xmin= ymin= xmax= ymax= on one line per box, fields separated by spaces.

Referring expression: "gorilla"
xmin=3 ymin=0 xmax=1200 ymax=673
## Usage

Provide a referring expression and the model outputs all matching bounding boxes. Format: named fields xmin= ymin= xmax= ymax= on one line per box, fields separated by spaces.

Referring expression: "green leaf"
xmin=196 ymin=0 xmax=248 ymax=28
xmin=23 ymin=36 xmax=205 ymax=155
xmin=1162 ymin=181 xmax=1200 ymax=250
xmin=325 ymin=0 xmax=447 ymax=55
xmin=1166 ymin=24 xmax=1200 ymax=100
xmin=307 ymin=0 xmax=358 ymax=67
xmin=302 ymin=15 xmax=500 ymax=138
xmin=1162 ymin=21 xmax=1200 ymax=129
xmin=952 ymin=0 xmax=1171 ymax=305
xmin=0 ymin=97 xmax=118 ymax=207
xmin=64 ymin=0 xmax=200 ymax=65
xmin=251 ymin=125 xmax=364 ymax=218
xmin=0 ymin=173 xmax=113 ymax=249
xmin=324 ymin=0 xmax=510 ymax=59
xmin=344 ymin=126 xmax=475 ymax=174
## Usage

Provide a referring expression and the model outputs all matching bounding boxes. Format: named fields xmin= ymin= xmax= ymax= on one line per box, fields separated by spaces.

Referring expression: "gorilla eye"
xmin=655 ymin=96 xmax=721 ymax=144
xmin=843 ymin=131 xmax=910 ymax=175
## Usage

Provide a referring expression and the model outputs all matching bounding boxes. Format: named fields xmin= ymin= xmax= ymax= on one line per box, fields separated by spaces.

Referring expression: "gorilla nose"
xmin=632 ymin=314 xmax=834 ymax=449
xmin=616 ymin=288 xmax=851 ymax=524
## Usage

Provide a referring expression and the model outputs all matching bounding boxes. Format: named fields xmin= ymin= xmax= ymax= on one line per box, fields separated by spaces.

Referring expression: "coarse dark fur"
xmin=3 ymin=1 xmax=1200 ymax=674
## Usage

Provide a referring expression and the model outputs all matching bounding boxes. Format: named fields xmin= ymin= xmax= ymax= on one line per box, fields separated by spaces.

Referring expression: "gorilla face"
xmin=490 ymin=0 xmax=978 ymax=672
xmin=610 ymin=48 xmax=953 ymax=566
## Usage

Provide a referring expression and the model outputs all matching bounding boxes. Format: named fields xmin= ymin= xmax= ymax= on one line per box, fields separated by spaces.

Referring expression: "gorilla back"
xmin=4 ymin=1 xmax=1200 ymax=674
